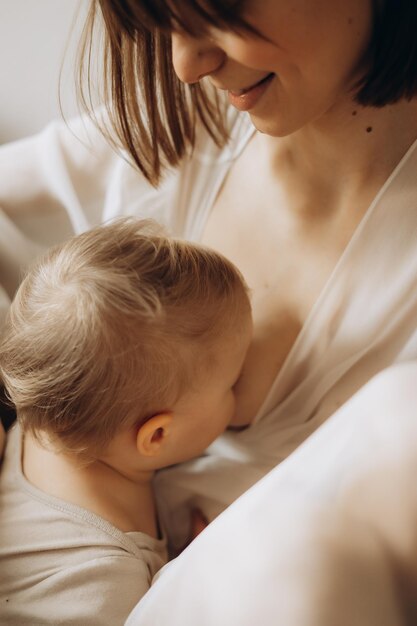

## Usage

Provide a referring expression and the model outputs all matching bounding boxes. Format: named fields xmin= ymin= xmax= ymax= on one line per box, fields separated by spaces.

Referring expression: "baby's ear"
xmin=136 ymin=413 xmax=173 ymax=457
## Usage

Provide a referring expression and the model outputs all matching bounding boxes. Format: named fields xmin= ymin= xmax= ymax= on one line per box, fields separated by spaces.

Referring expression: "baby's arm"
xmin=11 ymin=554 xmax=156 ymax=626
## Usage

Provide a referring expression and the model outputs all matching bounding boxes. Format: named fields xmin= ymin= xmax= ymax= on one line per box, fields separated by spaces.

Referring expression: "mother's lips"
xmin=229 ymin=73 xmax=275 ymax=96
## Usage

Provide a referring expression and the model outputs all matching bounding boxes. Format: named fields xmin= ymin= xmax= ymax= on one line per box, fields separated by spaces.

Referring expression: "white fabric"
xmin=155 ymin=134 xmax=417 ymax=550
xmin=0 ymin=425 xmax=167 ymax=625
xmin=0 ymin=109 xmax=253 ymax=248
xmin=0 ymin=112 xmax=417 ymax=623
xmin=126 ymin=362 xmax=417 ymax=625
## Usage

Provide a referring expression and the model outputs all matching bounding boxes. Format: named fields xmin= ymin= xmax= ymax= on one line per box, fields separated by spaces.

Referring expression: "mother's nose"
xmin=171 ymin=32 xmax=225 ymax=84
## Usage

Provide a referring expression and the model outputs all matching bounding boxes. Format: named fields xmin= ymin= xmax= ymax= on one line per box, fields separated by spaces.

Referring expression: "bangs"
xmin=86 ymin=0 xmax=258 ymax=185
xmin=106 ymin=0 xmax=254 ymax=38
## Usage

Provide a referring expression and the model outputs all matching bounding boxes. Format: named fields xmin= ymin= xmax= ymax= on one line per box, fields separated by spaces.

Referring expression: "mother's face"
xmin=171 ymin=0 xmax=373 ymax=136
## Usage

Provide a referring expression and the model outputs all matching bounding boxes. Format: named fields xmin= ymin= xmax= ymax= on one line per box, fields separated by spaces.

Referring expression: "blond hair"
xmin=0 ymin=218 xmax=249 ymax=459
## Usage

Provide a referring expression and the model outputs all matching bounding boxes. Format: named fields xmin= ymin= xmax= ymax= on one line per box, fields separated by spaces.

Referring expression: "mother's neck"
xmin=263 ymin=97 xmax=417 ymax=193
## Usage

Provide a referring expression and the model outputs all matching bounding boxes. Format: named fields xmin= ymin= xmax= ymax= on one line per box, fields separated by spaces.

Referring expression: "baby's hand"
xmin=189 ymin=508 xmax=208 ymax=539
xmin=176 ymin=508 xmax=208 ymax=555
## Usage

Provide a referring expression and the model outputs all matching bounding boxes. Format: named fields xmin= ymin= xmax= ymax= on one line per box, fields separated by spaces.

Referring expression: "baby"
xmin=0 ymin=218 xmax=252 ymax=625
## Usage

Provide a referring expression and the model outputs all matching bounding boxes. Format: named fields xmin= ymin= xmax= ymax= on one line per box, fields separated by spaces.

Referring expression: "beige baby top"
xmin=0 ymin=424 xmax=167 ymax=626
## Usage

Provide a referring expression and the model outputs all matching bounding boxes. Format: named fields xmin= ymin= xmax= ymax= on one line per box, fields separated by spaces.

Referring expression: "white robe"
xmin=155 ymin=134 xmax=417 ymax=551
xmin=0 ymin=113 xmax=416 ymax=623
xmin=127 ymin=362 xmax=417 ymax=626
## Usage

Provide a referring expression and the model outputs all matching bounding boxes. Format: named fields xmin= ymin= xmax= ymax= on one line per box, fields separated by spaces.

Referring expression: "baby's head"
xmin=0 ymin=218 xmax=251 ymax=469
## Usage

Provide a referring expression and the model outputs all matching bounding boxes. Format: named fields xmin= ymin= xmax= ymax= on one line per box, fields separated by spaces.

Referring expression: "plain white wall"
xmin=0 ymin=0 xmax=89 ymax=144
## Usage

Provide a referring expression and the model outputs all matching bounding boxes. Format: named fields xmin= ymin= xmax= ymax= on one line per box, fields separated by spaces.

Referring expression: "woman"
xmin=0 ymin=0 xmax=416 ymax=622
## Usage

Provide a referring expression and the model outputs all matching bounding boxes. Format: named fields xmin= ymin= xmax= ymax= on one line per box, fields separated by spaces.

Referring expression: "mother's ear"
xmin=136 ymin=413 xmax=173 ymax=457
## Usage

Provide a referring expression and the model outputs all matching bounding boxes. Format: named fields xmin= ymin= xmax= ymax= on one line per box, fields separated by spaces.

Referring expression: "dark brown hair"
xmin=79 ymin=0 xmax=417 ymax=185
xmin=355 ymin=0 xmax=417 ymax=106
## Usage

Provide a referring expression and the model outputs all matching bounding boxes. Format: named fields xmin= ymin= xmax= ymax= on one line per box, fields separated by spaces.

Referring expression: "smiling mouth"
xmin=229 ymin=73 xmax=275 ymax=96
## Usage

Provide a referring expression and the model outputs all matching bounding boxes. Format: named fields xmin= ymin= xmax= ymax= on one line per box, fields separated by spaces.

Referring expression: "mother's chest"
xmin=202 ymin=195 xmax=341 ymax=421
xmin=199 ymin=154 xmax=374 ymax=421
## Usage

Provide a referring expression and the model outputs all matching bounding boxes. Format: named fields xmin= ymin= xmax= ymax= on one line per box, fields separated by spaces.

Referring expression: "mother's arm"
xmin=0 ymin=112 xmax=135 ymax=240
xmin=126 ymin=362 xmax=417 ymax=625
